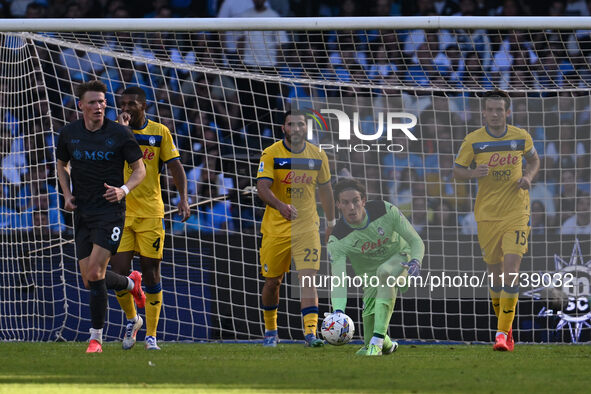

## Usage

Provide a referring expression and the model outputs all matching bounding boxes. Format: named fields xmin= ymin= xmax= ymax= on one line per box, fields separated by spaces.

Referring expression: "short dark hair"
xmin=121 ymin=86 xmax=147 ymax=103
xmin=75 ymin=80 xmax=107 ymax=100
xmin=283 ymin=110 xmax=307 ymax=125
xmin=334 ymin=178 xmax=367 ymax=202
xmin=483 ymin=89 xmax=510 ymax=110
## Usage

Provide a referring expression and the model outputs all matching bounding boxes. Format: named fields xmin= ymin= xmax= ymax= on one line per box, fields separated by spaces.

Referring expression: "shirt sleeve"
xmin=317 ymin=150 xmax=331 ymax=185
xmin=327 ymin=235 xmax=347 ymax=312
xmin=256 ymin=149 xmax=275 ymax=181
xmin=160 ymin=125 xmax=180 ymax=162
xmin=523 ymin=129 xmax=536 ymax=158
xmin=55 ymin=128 xmax=70 ymax=162
xmin=387 ymin=202 xmax=425 ymax=262
xmin=122 ymin=127 xmax=143 ymax=164
xmin=454 ymin=137 xmax=473 ymax=168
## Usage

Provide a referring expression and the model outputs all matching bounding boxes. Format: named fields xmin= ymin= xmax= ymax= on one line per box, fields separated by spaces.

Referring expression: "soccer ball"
xmin=321 ymin=312 xmax=355 ymax=345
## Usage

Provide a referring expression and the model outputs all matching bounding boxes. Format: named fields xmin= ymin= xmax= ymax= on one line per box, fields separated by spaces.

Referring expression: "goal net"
xmin=1 ymin=17 xmax=590 ymax=343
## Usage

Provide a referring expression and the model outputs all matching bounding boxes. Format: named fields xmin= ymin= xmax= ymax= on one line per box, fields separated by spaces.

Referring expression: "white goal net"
xmin=1 ymin=17 xmax=590 ymax=343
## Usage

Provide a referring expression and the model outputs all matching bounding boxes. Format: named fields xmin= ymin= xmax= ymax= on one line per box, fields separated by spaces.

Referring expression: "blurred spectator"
xmin=27 ymin=190 xmax=65 ymax=234
xmin=561 ymin=194 xmax=591 ymax=234
xmin=454 ymin=0 xmax=487 ymax=16
xmin=218 ymin=0 xmax=269 ymax=65
xmin=425 ymin=153 xmax=470 ymax=212
xmin=461 ymin=51 xmax=494 ymax=89
xmin=491 ymin=30 xmax=537 ymax=90
xmin=10 ymin=0 xmax=44 ymax=17
xmin=387 ymin=167 xmax=413 ymax=208
xmin=24 ymin=1 xmax=47 ymax=17
xmin=268 ymin=0 xmax=291 ymax=16
xmin=59 ymin=48 xmax=97 ymax=83
xmin=372 ymin=0 xmax=401 ymax=16
xmin=174 ymin=168 xmax=232 ymax=234
xmin=433 ymin=0 xmax=460 ymax=15
xmin=237 ymin=0 xmax=289 ymax=68
xmin=367 ymin=44 xmax=399 ymax=81
xmin=407 ymin=0 xmax=436 ymax=16
xmin=430 ymin=198 xmax=458 ymax=228
xmin=557 ymin=169 xmax=578 ymax=225
xmin=409 ymin=194 xmax=433 ymax=235
xmin=531 ymin=200 xmax=549 ymax=235
xmin=0 ymin=125 xmax=13 ymax=201
xmin=544 ymin=123 xmax=587 ymax=170
xmin=143 ymin=0 xmax=169 ymax=17
xmin=460 ymin=211 xmax=477 ymax=235
xmin=382 ymin=133 xmax=423 ymax=183
xmin=564 ymin=0 xmax=590 ymax=16
xmin=529 ymin=164 xmax=558 ymax=223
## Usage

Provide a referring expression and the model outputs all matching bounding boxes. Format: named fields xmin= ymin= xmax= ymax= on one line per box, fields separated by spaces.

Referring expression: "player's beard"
xmin=287 ymin=131 xmax=305 ymax=150
xmin=129 ymin=113 xmax=142 ymax=130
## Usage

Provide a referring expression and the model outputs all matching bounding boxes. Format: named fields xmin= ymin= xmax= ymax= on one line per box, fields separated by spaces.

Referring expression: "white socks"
xmin=89 ymin=328 xmax=103 ymax=344
xmin=369 ymin=336 xmax=384 ymax=347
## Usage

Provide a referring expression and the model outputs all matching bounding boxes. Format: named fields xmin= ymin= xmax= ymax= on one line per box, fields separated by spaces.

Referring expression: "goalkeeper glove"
xmin=402 ymin=259 xmax=421 ymax=277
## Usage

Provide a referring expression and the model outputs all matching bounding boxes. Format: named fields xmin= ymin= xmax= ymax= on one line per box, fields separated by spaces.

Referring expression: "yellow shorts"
xmin=259 ymin=232 xmax=321 ymax=278
xmin=117 ymin=217 xmax=165 ymax=260
xmin=477 ymin=216 xmax=530 ymax=265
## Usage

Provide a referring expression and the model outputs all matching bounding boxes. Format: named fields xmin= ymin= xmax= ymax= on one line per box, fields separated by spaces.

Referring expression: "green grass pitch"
xmin=0 ymin=342 xmax=589 ymax=393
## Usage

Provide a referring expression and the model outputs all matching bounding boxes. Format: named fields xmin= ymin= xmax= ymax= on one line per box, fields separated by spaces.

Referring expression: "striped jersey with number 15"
xmin=455 ymin=125 xmax=535 ymax=222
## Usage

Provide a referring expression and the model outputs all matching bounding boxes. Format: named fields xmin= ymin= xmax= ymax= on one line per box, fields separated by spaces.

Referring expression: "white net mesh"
xmin=1 ymin=20 xmax=590 ymax=343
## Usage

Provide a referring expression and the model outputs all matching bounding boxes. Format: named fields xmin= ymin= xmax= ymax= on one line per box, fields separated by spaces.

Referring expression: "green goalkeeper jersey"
xmin=327 ymin=200 xmax=425 ymax=312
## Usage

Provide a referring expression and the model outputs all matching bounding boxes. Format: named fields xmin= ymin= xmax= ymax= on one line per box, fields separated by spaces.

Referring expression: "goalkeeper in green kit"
xmin=327 ymin=179 xmax=425 ymax=356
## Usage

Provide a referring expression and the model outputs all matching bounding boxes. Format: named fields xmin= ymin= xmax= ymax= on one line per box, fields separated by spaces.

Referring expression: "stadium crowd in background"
xmin=2 ymin=0 xmax=591 ymax=18
xmin=0 ymin=0 xmax=590 ymax=238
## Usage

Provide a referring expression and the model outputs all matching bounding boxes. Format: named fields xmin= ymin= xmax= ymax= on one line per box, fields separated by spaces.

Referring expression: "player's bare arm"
xmin=453 ymin=164 xmax=489 ymax=180
xmin=103 ymin=158 xmax=146 ymax=202
xmin=167 ymin=159 xmax=191 ymax=222
xmin=517 ymin=150 xmax=540 ymax=190
xmin=56 ymin=159 xmax=77 ymax=211
xmin=317 ymin=182 xmax=335 ymax=241
xmin=257 ymin=177 xmax=297 ymax=220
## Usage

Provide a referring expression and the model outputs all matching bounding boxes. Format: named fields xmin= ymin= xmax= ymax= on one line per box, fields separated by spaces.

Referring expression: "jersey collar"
xmin=344 ymin=209 xmax=369 ymax=230
xmin=485 ymin=125 xmax=507 ymax=138
xmin=283 ymin=139 xmax=306 ymax=154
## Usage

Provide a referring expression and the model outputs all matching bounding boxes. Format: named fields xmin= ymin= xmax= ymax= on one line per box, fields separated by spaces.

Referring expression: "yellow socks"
xmin=489 ymin=286 xmax=502 ymax=318
xmin=145 ymin=283 xmax=163 ymax=337
xmin=301 ymin=306 xmax=318 ymax=336
xmin=498 ymin=286 xmax=519 ymax=334
xmin=263 ymin=304 xmax=278 ymax=332
xmin=115 ymin=290 xmax=136 ymax=320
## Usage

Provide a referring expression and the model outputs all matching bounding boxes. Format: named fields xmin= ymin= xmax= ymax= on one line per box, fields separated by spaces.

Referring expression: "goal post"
xmin=1 ymin=17 xmax=590 ymax=343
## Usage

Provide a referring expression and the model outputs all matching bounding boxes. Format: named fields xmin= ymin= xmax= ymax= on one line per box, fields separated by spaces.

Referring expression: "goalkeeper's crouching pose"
xmin=327 ymin=179 xmax=425 ymax=356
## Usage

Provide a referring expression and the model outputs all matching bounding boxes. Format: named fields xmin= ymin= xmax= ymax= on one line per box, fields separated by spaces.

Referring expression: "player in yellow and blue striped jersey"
xmin=256 ymin=110 xmax=335 ymax=347
xmin=454 ymin=89 xmax=540 ymax=352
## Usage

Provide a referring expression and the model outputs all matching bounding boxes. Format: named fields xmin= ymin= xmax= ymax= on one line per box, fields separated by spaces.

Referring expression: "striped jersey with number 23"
xmin=257 ymin=140 xmax=330 ymax=236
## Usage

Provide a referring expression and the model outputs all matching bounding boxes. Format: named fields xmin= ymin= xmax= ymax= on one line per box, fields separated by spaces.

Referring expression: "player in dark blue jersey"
xmin=56 ymin=80 xmax=147 ymax=353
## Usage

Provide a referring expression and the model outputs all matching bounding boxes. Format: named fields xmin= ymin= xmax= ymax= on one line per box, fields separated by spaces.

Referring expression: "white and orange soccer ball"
xmin=321 ymin=312 xmax=355 ymax=345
